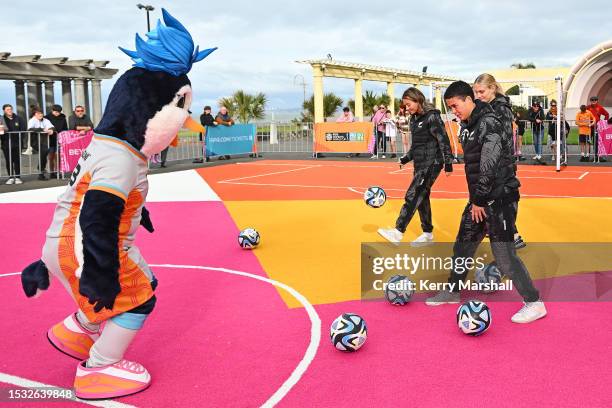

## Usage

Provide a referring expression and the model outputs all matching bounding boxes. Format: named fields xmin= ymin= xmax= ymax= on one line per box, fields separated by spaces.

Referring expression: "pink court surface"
xmin=1 ymin=160 xmax=611 ymax=407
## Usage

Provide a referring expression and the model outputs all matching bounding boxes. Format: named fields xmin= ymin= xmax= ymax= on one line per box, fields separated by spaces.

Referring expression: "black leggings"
xmin=1 ymin=144 xmax=20 ymax=177
xmin=395 ymin=163 xmax=442 ymax=234
xmin=449 ymin=201 xmax=539 ymax=302
xmin=374 ymin=130 xmax=386 ymax=155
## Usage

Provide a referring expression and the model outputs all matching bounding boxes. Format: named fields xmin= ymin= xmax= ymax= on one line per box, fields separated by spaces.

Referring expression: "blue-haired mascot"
xmin=20 ymin=9 xmax=216 ymax=399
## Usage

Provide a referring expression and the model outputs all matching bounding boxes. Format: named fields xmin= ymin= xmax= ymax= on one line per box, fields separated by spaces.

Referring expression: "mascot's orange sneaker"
xmin=74 ymin=359 xmax=151 ymax=400
xmin=47 ymin=314 xmax=99 ymax=360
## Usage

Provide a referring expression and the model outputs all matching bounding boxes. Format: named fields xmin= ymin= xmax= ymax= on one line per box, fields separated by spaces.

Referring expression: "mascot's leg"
xmin=73 ymin=296 xmax=156 ymax=400
xmin=39 ymin=240 xmax=101 ymax=360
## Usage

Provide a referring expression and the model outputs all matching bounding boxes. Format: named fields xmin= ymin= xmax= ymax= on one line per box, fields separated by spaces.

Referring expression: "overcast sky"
xmin=1 ymin=0 xmax=609 ymax=115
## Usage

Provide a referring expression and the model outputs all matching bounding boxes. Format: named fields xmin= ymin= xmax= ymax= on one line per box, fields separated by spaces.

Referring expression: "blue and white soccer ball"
xmin=384 ymin=275 xmax=415 ymax=305
xmin=364 ymin=186 xmax=386 ymax=208
xmin=238 ymin=228 xmax=260 ymax=249
xmin=456 ymin=300 xmax=492 ymax=336
xmin=330 ymin=313 xmax=367 ymax=352
xmin=475 ymin=263 xmax=503 ymax=294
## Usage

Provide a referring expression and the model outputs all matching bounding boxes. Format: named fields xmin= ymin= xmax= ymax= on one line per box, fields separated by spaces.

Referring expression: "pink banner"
xmin=597 ymin=120 xmax=612 ymax=157
xmin=58 ymin=130 xmax=94 ymax=173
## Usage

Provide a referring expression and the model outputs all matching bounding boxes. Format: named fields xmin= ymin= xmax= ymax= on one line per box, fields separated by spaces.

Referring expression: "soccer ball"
xmin=330 ymin=313 xmax=367 ymax=352
xmin=364 ymin=186 xmax=386 ymax=208
xmin=456 ymin=300 xmax=491 ymax=336
xmin=474 ymin=263 xmax=502 ymax=294
xmin=238 ymin=228 xmax=260 ymax=249
xmin=384 ymin=274 xmax=415 ymax=305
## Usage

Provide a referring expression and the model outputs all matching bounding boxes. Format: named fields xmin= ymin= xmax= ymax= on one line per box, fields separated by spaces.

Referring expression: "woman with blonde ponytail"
xmin=473 ymin=73 xmax=526 ymax=250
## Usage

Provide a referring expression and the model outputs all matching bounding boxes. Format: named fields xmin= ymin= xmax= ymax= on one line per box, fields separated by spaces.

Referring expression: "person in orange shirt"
xmin=576 ymin=105 xmax=596 ymax=161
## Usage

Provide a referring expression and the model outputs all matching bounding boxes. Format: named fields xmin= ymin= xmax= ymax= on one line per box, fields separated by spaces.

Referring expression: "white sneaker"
xmin=14 ymin=178 xmax=22 ymax=185
xmin=370 ymin=155 xmax=378 ymax=159
xmin=377 ymin=228 xmax=403 ymax=245
xmin=411 ymin=232 xmax=434 ymax=247
xmin=5 ymin=178 xmax=15 ymax=185
xmin=532 ymin=155 xmax=539 ymax=160
xmin=511 ymin=300 xmax=547 ymax=323
xmin=381 ymin=154 xmax=386 ymax=159
xmin=22 ymin=146 xmax=33 ymax=155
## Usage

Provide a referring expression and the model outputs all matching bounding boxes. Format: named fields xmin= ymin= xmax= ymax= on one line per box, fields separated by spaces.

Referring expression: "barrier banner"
xmin=314 ymin=122 xmax=373 ymax=153
xmin=58 ymin=130 xmax=94 ymax=173
xmin=597 ymin=120 xmax=612 ymax=156
xmin=205 ymin=124 xmax=256 ymax=157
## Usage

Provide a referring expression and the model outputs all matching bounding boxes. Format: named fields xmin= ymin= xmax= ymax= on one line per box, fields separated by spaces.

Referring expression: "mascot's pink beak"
xmin=184 ymin=116 xmax=206 ymax=133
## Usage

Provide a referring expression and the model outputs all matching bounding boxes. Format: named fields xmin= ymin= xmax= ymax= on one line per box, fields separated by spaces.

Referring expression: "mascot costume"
xmin=20 ymin=9 xmax=215 ymax=400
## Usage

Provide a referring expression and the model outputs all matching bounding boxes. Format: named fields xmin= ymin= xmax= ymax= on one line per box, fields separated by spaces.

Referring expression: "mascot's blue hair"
xmin=119 ymin=8 xmax=217 ymax=76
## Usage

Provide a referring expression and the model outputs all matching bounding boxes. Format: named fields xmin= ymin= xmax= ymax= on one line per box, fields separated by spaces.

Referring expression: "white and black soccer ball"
xmin=238 ymin=228 xmax=260 ymax=249
xmin=364 ymin=186 xmax=386 ymax=208
xmin=456 ymin=300 xmax=491 ymax=336
xmin=330 ymin=313 xmax=367 ymax=352
xmin=475 ymin=263 xmax=502 ymax=294
xmin=384 ymin=274 xmax=414 ymax=305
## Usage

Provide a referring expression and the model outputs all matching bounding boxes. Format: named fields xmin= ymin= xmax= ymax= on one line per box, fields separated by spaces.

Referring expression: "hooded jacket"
xmin=460 ymin=100 xmax=520 ymax=207
xmin=403 ymin=107 xmax=453 ymax=171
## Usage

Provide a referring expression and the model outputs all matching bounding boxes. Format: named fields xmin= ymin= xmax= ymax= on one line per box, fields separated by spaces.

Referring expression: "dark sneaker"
xmin=425 ymin=290 xmax=460 ymax=306
xmin=514 ymin=236 xmax=526 ymax=249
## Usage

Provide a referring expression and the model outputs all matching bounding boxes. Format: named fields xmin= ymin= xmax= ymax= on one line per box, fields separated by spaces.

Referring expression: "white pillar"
xmin=44 ymin=80 xmax=55 ymax=114
xmin=91 ymin=79 xmax=103 ymax=126
xmin=313 ymin=66 xmax=324 ymax=123
xmin=354 ymin=78 xmax=363 ymax=121
xmin=387 ymin=82 xmax=395 ymax=115
xmin=73 ymin=79 xmax=86 ymax=109
xmin=62 ymin=79 xmax=73 ymax=114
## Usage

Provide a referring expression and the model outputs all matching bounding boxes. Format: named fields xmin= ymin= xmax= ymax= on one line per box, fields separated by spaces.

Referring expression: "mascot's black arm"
xmin=78 ymin=190 xmax=125 ymax=312
xmin=140 ymin=206 xmax=154 ymax=232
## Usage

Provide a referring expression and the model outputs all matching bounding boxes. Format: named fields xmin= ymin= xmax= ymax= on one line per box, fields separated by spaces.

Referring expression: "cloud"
xmin=0 ymin=0 xmax=609 ymax=114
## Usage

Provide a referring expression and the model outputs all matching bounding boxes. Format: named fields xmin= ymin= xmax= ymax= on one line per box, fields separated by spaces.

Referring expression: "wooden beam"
xmin=7 ymin=55 xmax=41 ymax=62
xmin=63 ymin=59 xmax=93 ymax=67
xmin=38 ymin=57 xmax=69 ymax=64
xmin=93 ymin=60 xmax=110 ymax=68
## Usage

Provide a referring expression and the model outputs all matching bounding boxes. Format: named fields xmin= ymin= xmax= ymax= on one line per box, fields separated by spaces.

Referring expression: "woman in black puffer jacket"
xmin=473 ymin=74 xmax=526 ymax=250
xmin=377 ymin=87 xmax=453 ymax=246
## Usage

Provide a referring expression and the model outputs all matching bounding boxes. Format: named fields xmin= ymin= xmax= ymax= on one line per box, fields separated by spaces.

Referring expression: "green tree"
xmin=510 ymin=62 xmax=536 ymax=69
xmin=217 ymin=90 xmax=267 ymax=123
xmin=301 ymin=93 xmax=343 ymax=122
xmin=506 ymin=85 xmax=520 ymax=95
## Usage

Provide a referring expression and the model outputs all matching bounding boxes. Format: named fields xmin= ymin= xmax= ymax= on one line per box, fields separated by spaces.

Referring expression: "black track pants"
xmin=395 ymin=163 xmax=442 ymax=234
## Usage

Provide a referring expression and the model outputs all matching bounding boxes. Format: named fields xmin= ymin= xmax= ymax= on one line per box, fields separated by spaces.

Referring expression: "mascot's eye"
xmin=177 ymin=95 xmax=186 ymax=109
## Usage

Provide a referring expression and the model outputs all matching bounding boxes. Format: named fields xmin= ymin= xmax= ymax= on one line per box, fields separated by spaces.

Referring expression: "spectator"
xmin=193 ymin=106 xmax=217 ymax=163
xmin=215 ymin=106 xmax=234 ymax=126
xmin=587 ymin=96 xmax=610 ymax=162
xmin=45 ymin=104 xmax=68 ymax=178
xmin=382 ymin=110 xmax=397 ymax=158
xmin=68 ymin=105 xmax=94 ymax=134
xmin=576 ymin=104 xmax=596 ymax=162
xmin=528 ymin=100 xmax=545 ymax=162
xmin=336 ymin=107 xmax=354 ymax=123
xmin=215 ymin=106 xmax=234 ymax=160
xmin=545 ymin=100 xmax=570 ymax=162
xmin=2 ymin=104 xmax=27 ymax=184
xmin=371 ymin=104 xmax=387 ymax=158
xmin=514 ymin=111 xmax=526 ymax=161
xmin=396 ymin=105 xmax=411 ymax=155
xmin=27 ymin=107 xmax=55 ymax=180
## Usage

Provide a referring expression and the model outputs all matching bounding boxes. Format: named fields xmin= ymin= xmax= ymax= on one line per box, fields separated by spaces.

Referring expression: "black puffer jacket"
xmin=461 ymin=100 xmax=520 ymax=207
xmin=490 ymin=94 xmax=514 ymax=155
xmin=402 ymin=107 xmax=453 ymax=171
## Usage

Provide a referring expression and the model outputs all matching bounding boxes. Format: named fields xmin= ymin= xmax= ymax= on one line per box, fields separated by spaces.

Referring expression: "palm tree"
xmin=217 ymin=90 xmax=267 ymax=123
xmin=302 ymin=93 xmax=343 ymax=122
xmin=510 ymin=62 xmax=536 ymax=69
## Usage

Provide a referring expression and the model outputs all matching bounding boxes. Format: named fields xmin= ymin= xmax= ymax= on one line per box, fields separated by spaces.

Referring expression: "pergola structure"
xmin=297 ymin=59 xmax=458 ymax=122
xmin=0 ymin=52 xmax=118 ymax=125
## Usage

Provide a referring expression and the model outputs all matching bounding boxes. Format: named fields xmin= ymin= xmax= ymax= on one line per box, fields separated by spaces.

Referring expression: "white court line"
xmin=149 ymin=264 xmax=320 ymax=408
xmin=579 ymin=171 xmax=589 ymax=180
xmin=0 ymin=372 xmax=136 ymax=408
xmin=1 ymin=264 xmax=321 ymax=408
xmin=0 ymin=272 xmax=21 ymax=277
xmin=219 ymin=166 xmax=320 ymax=183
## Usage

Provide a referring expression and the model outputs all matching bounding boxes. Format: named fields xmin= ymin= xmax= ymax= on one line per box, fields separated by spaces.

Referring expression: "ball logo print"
xmin=456 ymin=300 xmax=491 ymax=336
xmin=475 ymin=263 xmax=503 ymax=294
xmin=364 ymin=186 xmax=386 ymax=208
xmin=384 ymin=275 xmax=415 ymax=305
xmin=330 ymin=313 xmax=367 ymax=352
xmin=238 ymin=228 xmax=260 ymax=249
